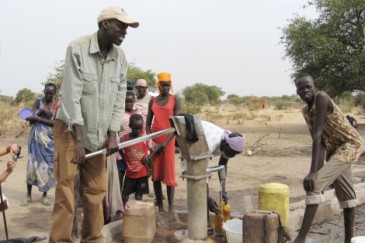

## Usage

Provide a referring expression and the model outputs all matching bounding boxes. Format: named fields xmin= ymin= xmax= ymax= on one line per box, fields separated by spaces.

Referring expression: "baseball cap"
xmin=97 ymin=6 xmax=139 ymax=28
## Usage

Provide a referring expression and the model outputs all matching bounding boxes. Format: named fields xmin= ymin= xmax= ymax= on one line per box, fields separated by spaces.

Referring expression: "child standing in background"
xmin=117 ymin=91 xmax=144 ymax=194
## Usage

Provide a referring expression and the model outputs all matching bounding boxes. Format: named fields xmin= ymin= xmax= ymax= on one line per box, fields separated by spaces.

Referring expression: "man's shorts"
xmin=305 ymin=159 xmax=357 ymax=209
xmin=122 ymin=176 xmax=149 ymax=196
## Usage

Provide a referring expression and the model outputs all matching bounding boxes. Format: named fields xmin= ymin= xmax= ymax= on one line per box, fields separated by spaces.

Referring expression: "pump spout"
xmin=206 ymin=165 xmax=226 ymax=180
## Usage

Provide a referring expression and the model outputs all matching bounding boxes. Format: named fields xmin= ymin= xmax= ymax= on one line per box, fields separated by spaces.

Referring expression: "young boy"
xmin=292 ymin=74 xmax=363 ymax=243
xmin=119 ymin=114 xmax=154 ymax=206
xmin=117 ymin=91 xmax=143 ymax=194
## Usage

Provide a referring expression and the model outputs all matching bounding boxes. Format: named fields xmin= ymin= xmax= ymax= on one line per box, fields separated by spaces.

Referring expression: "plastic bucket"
xmin=352 ymin=236 xmax=365 ymax=243
xmin=222 ymin=218 xmax=242 ymax=243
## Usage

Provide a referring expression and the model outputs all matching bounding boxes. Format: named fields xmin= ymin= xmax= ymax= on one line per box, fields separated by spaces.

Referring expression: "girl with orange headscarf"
xmin=146 ymin=72 xmax=181 ymax=212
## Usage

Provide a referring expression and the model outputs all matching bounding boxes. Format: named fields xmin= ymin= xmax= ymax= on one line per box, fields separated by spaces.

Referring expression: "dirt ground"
xmin=0 ymin=106 xmax=364 ymax=242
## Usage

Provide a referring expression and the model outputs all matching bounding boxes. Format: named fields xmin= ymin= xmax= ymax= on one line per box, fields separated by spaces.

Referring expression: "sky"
xmin=0 ymin=1 xmax=318 ymax=98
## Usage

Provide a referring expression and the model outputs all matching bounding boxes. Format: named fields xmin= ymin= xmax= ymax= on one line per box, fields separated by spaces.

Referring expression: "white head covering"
xmin=136 ymin=79 xmax=147 ymax=86
xmin=221 ymin=130 xmax=245 ymax=152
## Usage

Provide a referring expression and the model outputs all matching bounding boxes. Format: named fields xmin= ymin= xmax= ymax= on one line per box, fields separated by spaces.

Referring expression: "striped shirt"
xmin=116 ymin=109 xmax=143 ymax=160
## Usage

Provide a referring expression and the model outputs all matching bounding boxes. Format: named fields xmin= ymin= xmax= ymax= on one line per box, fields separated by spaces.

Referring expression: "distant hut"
xmin=249 ymin=96 xmax=268 ymax=109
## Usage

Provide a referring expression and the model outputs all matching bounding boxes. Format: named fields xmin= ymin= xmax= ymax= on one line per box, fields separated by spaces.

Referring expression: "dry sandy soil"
xmin=0 ymin=105 xmax=364 ymax=242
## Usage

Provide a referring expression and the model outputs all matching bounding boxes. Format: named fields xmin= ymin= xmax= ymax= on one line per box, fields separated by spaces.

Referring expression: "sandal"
xmin=41 ymin=197 xmax=52 ymax=206
xmin=20 ymin=198 xmax=32 ymax=206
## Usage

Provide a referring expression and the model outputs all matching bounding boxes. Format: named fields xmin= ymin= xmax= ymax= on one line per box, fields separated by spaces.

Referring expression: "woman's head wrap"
xmin=221 ymin=130 xmax=245 ymax=153
xmin=157 ymin=72 xmax=174 ymax=95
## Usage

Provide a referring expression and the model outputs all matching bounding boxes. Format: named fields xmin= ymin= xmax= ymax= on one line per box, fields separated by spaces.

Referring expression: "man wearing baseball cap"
xmin=49 ymin=6 xmax=138 ymax=242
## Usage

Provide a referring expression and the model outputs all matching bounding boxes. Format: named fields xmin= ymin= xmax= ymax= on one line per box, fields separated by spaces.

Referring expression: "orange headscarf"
xmin=157 ymin=72 xmax=174 ymax=95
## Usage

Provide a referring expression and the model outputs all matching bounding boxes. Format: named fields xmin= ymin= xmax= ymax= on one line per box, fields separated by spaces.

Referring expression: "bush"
xmin=229 ymin=97 xmax=244 ymax=106
xmin=354 ymin=92 xmax=365 ymax=110
xmin=227 ymin=94 xmax=240 ymax=99
xmin=275 ymin=101 xmax=287 ymax=110
xmin=0 ymin=95 xmax=13 ymax=104
xmin=249 ymin=104 xmax=262 ymax=111
xmin=182 ymin=83 xmax=225 ymax=105
xmin=13 ymin=88 xmax=36 ymax=106
xmin=205 ymin=112 xmax=223 ymax=123
xmin=180 ymin=100 xmax=201 ymax=114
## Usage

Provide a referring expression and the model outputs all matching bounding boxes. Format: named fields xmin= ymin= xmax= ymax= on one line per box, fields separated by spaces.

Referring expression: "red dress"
xmin=151 ymin=96 xmax=177 ymax=187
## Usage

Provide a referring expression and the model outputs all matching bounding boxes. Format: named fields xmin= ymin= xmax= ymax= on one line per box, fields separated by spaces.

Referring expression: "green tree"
xmin=127 ymin=62 xmax=157 ymax=91
xmin=42 ymin=61 xmax=65 ymax=92
xmin=354 ymin=91 xmax=365 ymax=109
xmin=227 ymin=94 xmax=245 ymax=106
xmin=227 ymin=94 xmax=240 ymax=99
xmin=14 ymin=88 xmax=36 ymax=106
xmin=281 ymin=95 xmax=291 ymax=101
xmin=41 ymin=60 xmax=157 ymax=92
xmin=181 ymin=86 xmax=209 ymax=105
xmin=0 ymin=94 xmax=13 ymax=104
xmin=340 ymin=91 xmax=353 ymax=101
xmin=181 ymin=83 xmax=225 ymax=105
xmin=280 ymin=0 xmax=365 ymax=97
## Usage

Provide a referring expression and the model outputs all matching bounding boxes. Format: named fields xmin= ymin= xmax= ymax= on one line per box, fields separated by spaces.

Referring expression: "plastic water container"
xmin=215 ymin=202 xmax=231 ymax=233
xmin=352 ymin=236 xmax=365 ymax=243
xmin=122 ymin=201 xmax=156 ymax=243
xmin=259 ymin=183 xmax=289 ymax=225
xmin=223 ymin=218 xmax=242 ymax=243
xmin=242 ymin=210 xmax=279 ymax=243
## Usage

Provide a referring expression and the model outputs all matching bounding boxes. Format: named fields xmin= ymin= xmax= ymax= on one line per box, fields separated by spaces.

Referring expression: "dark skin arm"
xmin=118 ymin=136 xmax=127 ymax=162
xmin=218 ymin=156 xmax=228 ymax=199
xmin=317 ymin=144 xmax=325 ymax=170
xmin=71 ymin=125 xmax=85 ymax=164
xmin=303 ymin=92 xmax=332 ymax=192
xmin=146 ymin=96 xmax=181 ymax=153
xmin=208 ymin=132 xmax=243 ymax=212
xmin=27 ymin=99 xmax=56 ymax=126
xmin=36 ymin=101 xmax=54 ymax=118
xmin=217 ymin=133 xmax=242 ymax=200
xmin=105 ymin=131 xmax=118 ymax=155
xmin=145 ymin=99 xmax=154 ymax=135
xmin=141 ymin=149 xmax=156 ymax=165
xmin=26 ymin=116 xmax=55 ymax=126
xmin=156 ymin=96 xmax=181 ymax=153
xmin=118 ymin=148 xmax=126 ymax=162
xmin=307 ymin=128 xmax=325 ymax=171
xmin=32 ymin=99 xmax=40 ymax=115
xmin=208 ymin=156 xmax=229 ymax=213
xmin=71 ymin=127 xmax=118 ymax=164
